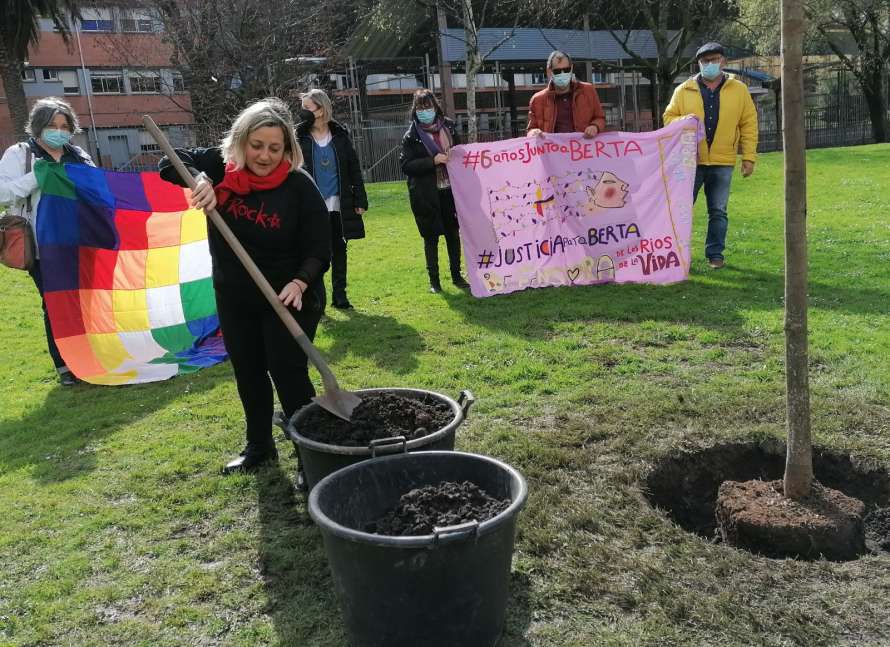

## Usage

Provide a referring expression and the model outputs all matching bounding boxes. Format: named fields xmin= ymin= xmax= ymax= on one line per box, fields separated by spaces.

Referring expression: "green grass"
xmin=2 ymin=144 xmax=890 ymax=646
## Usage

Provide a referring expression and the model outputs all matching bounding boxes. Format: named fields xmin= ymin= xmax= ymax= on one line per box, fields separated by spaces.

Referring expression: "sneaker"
xmin=332 ymin=298 xmax=354 ymax=309
xmin=452 ymin=276 xmax=470 ymax=289
xmin=708 ymin=258 xmax=725 ymax=269
xmin=429 ymin=281 xmax=442 ymax=294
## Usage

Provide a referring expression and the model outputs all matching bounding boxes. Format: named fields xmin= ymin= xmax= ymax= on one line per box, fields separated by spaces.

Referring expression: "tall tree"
xmin=809 ymin=0 xmax=890 ymax=142
xmin=0 ymin=0 xmax=81 ymax=138
xmin=781 ymin=0 xmax=814 ymax=499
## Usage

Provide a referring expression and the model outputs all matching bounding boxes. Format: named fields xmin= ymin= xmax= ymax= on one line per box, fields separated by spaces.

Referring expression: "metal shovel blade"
xmin=313 ymin=388 xmax=363 ymax=421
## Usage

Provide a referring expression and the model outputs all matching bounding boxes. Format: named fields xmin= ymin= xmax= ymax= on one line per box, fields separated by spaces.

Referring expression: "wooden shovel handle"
xmin=142 ymin=115 xmax=340 ymax=392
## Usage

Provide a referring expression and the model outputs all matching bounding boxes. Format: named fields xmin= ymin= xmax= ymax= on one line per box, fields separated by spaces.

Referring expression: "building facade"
xmin=0 ymin=5 xmax=193 ymax=169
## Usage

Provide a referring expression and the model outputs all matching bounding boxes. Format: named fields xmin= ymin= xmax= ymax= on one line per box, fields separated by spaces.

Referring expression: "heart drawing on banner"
xmin=567 ymin=267 xmax=581 ymax=282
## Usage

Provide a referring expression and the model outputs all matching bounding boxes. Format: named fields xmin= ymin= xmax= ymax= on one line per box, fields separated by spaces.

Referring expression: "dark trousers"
xmin=28 ymin=259 xmax=67 ymax=372
xmin=330 ymin=211 xmax=348 ymax=302
xmin=215 ymin=287 xmax=321 ymax=451
xmin=423 ymin=189 xmax=464 ymax=285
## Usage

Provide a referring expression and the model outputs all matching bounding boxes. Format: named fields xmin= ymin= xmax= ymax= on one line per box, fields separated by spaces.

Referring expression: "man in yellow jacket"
xmin=664 ymin=42 xmax=758 ymax=269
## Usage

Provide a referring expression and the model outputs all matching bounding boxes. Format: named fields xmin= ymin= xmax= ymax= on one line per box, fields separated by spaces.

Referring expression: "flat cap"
xmin=695 ymin=42 xmax=725 ymax=59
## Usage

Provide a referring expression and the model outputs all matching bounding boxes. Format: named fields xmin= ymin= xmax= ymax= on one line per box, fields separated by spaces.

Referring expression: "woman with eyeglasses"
xmin=399 ymin=89 xmax=469 ymax=294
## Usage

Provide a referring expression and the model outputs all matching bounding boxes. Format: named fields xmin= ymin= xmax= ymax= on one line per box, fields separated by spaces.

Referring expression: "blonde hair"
xmin=220 ymin=98 xmax=302 ymax=171
xmin=300 ymin=89 xmax=333 ymax=124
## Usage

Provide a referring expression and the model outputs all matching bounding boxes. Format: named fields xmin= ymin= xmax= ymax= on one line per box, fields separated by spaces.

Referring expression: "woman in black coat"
xmin=159 ymin=98 xmax=331 ymax=475
xmin=399 ymin=89 xmax=469 ymax=293
xmin=297 ymin=89 xmax=369 ymax=309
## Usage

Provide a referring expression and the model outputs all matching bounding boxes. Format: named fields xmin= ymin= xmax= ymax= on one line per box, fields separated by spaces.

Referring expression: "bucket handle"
xmin=457 ymin=390 xmax=476 ymax=418
xmin=369 ymin=435 xmax=408 ymax=457
xmin=432 ymin=520 xmax=480 ymax=546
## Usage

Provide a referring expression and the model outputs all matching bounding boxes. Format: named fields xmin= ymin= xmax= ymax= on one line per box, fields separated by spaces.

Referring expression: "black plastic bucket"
xmin=308 ymin=450 xmax=528 ymax=647
xmin=287 ymin=388 xmax=474 ymax=491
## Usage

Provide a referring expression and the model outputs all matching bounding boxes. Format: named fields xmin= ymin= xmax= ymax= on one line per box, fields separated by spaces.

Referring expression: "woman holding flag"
xmin=159 ymin=98 xmax=330 ymax=475
xmin=0 ymin=98 xmax=94 ymax=386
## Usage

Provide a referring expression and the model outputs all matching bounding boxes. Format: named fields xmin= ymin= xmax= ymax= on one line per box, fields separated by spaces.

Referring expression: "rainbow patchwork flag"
xmin=34 ymin=160 xmax=227 ymax=385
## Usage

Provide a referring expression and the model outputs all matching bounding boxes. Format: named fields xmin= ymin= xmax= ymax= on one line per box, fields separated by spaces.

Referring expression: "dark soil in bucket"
xmin=298 ymin=392 xmax=453 ymax=446
xmin=367 ymin=481 xmax=512 ymax=536
xmin=643 ymin=441 xmax=890 ymax=561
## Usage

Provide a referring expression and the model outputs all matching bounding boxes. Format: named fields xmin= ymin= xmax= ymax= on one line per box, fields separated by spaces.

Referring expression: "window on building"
xmin=80 ymin=8 xmax=114 ymax=31
xmin=129 ymin=71 xmax=161 ymax=93
xmin=42 ymin=69 xmax=59 ymax=81
xmin=21 ymin=68 xmax=36 ymax=82
xmin=163 ymin=71 xmax=185 ymax=93
xmin=91 ymin=71 xmax=123 ymax=94
xmin=59 ymin=70 xmax=80 ymax=95
xmin=139 ymin=130 xmax=162 ymax=152
xmin=120 ymin=10 xmax=155 ymax=33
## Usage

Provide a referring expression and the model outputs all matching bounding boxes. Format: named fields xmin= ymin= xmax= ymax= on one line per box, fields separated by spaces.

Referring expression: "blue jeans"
xmin=693 ymin=165 xmax=735 ymax=261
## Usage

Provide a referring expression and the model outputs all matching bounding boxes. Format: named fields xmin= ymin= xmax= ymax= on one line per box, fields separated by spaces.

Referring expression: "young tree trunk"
xmin=462 ymin=0 xmax=479 ymax=143
xmin=781 ymin=0 xmax=813 ymax=500
xmin=0 ymin=38 xmax=30 ymax=139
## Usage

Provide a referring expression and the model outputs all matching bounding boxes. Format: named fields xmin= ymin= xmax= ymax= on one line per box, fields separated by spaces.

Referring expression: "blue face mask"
xmin=41 ymin=128 xmax=72 ymax=149
xmin=699 ymin=61 xmax=722 ymax=81
xmin=552 ymin=72 xmax=573 ymax=88
xmin=416 ymin=109 xmax=437 ymax=125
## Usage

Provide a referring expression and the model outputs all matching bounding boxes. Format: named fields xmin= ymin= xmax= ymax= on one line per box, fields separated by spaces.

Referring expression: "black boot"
xmin=331 ymin=238 xmax=352 ymax=308
xmin=424 ymin=236 xmax=442 ymax=293
xmin=222 ymin=442 xmax=278 ymax=475
xmin=445 ymin=227 xmax=468 ymax=288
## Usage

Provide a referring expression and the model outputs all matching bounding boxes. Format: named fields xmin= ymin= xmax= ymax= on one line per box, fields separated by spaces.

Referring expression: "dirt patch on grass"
xmin=644 ymin=441 xmax=890 ymax=560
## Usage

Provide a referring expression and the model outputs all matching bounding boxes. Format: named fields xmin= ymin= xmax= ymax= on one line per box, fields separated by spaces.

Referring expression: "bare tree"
xmin=809 ymin=0 xmax=890 ymax=142
xmin=781 ymin=0 xmax=813 ymax=499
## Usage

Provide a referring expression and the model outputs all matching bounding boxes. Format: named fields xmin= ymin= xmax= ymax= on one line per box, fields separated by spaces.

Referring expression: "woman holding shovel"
xmin=159 ymin=98 xmax=330 ymax=474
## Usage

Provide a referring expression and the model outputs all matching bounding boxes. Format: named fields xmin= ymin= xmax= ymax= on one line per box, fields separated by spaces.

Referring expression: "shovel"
xmin=143 ymin=115 xmax=361 ymax=421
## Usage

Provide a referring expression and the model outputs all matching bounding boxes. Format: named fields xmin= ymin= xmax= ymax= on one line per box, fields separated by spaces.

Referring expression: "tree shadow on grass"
xmin=440 ymin=264 xmax=890 ymax=339
xmin=321 ymin=309 xmax=423 ymax=375
xmin=0 ymin=363 xmax=231 ymax=484
xmin=256 ymin=463 xmax=346 ymax=646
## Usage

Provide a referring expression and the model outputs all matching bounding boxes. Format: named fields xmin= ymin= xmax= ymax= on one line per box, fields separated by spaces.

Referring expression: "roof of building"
xmin=438 ymin=28 xmax=694 ymax=63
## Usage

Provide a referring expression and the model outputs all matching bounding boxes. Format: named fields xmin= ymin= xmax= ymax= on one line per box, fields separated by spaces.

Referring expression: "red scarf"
xmin=214 ymin=159 xmax=292 ymax=206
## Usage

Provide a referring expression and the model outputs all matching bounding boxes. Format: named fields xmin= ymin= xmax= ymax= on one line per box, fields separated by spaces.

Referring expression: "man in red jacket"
xmin=527 ymin=51 xmax=606 ymax=138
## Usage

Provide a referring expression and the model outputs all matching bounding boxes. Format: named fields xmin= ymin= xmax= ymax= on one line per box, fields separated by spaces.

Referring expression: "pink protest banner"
xmin=447 ymin=118 xmax=701 ymax=297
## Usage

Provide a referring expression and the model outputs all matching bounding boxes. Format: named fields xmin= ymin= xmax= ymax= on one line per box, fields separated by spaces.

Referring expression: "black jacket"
xmin=296 ymin=120 xmax=368 ymax=240
xmin=158 ymin=147 xmax=331 ymax=313
xmin=399 ymin=118 xmax=460 ymax=238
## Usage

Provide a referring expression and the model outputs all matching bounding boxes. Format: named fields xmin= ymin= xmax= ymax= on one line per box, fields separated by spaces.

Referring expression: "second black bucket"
xmin=308 ymin=450 xmax=528 ymax=647
xmin=286 ymin=388 xmax=474 ymax=491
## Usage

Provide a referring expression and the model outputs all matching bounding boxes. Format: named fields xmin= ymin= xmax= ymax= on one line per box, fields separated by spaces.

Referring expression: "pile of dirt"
xmin=716 ymin=479 xmax=866 ymax=560
xmin=367 ymin=481 xmax=512 ymax=536
xmin=296 ymin=392 xmax=453 ymax=447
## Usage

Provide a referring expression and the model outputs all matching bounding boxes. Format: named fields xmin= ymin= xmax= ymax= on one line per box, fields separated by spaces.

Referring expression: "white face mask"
xmin=552 ymin=72 xmax=573 ymax=88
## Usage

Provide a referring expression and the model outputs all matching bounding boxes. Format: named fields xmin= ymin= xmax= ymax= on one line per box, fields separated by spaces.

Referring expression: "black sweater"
xmin=159 ymin=147 xmax=331 ymax=310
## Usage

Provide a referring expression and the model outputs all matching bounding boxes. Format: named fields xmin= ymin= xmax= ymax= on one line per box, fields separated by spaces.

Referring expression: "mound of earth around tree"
xmin=367 ymin=481 xmax=512 ymax=536
xmin=716 ymin=479 xmax=866 ymax=561
xmin=296 ymin=391 xmax=453 ymax=447
xmin=643 ymin=441 xmax=890 ymax=561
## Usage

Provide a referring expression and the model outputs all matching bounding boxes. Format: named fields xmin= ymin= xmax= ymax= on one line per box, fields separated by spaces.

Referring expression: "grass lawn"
xmin=1 ymin=144 xmax=889 ymax=646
